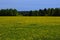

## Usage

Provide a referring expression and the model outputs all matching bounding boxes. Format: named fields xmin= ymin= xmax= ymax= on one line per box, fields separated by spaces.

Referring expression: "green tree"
xmin=13 ymin=9 xmax=18 ymax=16
xmin=53 ymin=8 xmax=60 ymax=16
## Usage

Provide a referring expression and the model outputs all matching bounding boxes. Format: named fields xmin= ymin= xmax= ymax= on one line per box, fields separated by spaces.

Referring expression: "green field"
xmin=0 ymin=16 xmax=60 ymax=40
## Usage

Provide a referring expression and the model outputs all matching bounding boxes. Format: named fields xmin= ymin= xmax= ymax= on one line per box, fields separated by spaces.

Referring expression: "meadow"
xmin=0 ymin=16 xmax=60 ymax=40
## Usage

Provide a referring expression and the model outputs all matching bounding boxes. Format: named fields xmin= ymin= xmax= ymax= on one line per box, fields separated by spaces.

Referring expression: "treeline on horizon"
xmin=0 ymin=8 xmax=60 ymax=16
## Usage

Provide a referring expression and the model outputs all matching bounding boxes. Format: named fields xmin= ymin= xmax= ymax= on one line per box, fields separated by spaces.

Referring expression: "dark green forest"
xmin=0 ymin=8 xmax=60 ymax=16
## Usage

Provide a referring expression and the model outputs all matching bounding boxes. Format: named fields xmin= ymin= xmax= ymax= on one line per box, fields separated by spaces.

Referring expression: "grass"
xmin=0 ymin=16 xmax=60 ymax=40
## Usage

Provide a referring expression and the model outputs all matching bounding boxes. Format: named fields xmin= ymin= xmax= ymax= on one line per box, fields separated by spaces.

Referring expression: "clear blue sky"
xmin=0 ymin=0 xmax=60 ymax=11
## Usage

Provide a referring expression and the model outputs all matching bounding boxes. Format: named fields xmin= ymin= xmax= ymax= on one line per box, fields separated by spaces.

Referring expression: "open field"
xmin=0 ymin=16 xmax=60 ymax=40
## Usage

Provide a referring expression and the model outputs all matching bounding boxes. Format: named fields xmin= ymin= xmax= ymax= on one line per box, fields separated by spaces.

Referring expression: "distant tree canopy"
xmin=0 ymin=9 xmax=18 ymax=16
xmin=0 ymin=8 xmax=60 ymax=16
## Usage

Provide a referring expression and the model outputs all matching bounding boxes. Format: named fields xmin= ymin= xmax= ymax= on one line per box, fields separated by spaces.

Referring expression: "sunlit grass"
xmin=0 ymin=16 xmax=60 ymax=40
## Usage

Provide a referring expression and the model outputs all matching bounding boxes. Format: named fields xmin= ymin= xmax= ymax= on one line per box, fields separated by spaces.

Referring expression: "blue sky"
xmin=0 ymin=0 xmax=60 ymax=11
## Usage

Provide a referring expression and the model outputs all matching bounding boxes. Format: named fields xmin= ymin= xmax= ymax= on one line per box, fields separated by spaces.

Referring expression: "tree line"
xmin=0 ymin=8 xmax=60 ymax=16
xmin=0 ymin=9 xmax=18 ymax=16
